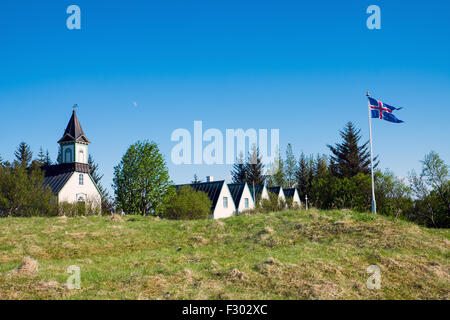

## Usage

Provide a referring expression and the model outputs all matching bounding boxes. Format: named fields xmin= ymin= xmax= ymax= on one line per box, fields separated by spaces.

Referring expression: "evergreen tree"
xmin=231 ymin=152 xmax=247 ymax=183
xmin=192 ymin=174 xmax=202 ymax=184
xmin=295 ymin=152 xmax=314 ymax=200
xmin=284 ymin=143 xmax=297 ymax=188
xmin=245 ymin=145 xmax=265 ymax=185
xmin=266 ymin=149 xmax=285 ymax=187
xmin=36 ymin=147 xmax=46 ymax=166
xmin=57 ymin=146 xmax=62 ymax=164
xmin=327 ymin=122 xmax=377 ymax=178
xmin=14 ymin=142 xmax=33 ymax=167
xmin=314 ymin=153 xmax=328 ymax=179
xmin=44 ymin=150 xmax=52 ymax=165
xmin=88 ymin=154 xmax=112 ymax=213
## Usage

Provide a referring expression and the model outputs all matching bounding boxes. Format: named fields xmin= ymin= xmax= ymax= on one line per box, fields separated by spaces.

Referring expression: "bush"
xmin=259 ymin=192 xmax=286 ymax=213
xmin=164 ymin=186 xmax=212 ymax=220
xmin=0 ymin=161 xmax=58 ymax=217
xmin=58 ymin=198 xmax=101 ymax=217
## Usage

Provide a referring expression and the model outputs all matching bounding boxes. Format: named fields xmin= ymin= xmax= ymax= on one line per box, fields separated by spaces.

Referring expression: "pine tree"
xmin=246 ymin=145 xmax=265 ymax=185
xmin=314 ymin=154 xmax=328 ymax=179
xmin=192 ymin=174 xmax=202 ymax=183
xmin=295 ymin=152 xmax=313 ymax=200
xmin=44 ymin=150 xmax=52 ymax=165
xmin=88 ymin=154 xmax=111 ymax=213
xmin=14 ymin=142 xmax=33 ymax=167
xmin=284 ymin=143 xmax=297 ymax=188
xmin=231 ymin=152 xmax=247 ymax=183
xmin=327 ymin=122 xmax=377 ymax=178
xmin=267 ymin=149 xmax=285 ymax=187
xmin=36 ymin=147 xmax=46 ymax=166
xmin=57 ymin=146 xmax=62 ymax=164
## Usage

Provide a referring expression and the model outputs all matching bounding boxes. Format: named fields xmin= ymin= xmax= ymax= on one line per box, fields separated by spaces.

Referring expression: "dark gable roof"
xmin=175 ymin=181 xmax=225 ymax=211
xmin=227 ymin=183 xmax=246 ymax=208
xmin=283 ymin=188 xmax=297 ymax=198
xmin=267 ymin=186 xmax=282 ymax=195
xmin=248 ymin=185 xmax=264 ymax=201
xmin=58 ymin=110 xmax=90 ymax=144
xmin=41 ymin=163 xmax=90 ymax=194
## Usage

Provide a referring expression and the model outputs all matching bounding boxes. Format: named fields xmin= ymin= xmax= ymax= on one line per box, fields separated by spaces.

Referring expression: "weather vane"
xmin=73 ymin=104 xmax=78 ymax=110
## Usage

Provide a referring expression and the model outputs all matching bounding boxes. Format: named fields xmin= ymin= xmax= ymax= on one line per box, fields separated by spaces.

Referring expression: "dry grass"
xmin=0 ymin=209 xmax=448 ymax=299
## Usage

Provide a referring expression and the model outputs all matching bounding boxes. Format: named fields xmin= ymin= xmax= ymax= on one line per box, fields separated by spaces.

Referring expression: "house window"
xmin=65 ymin=148 xmax=72 ymax=163
xmin=79 ymin=174 xmax=84 ymax=185
xmin=244 ymin=198 xmax=249 ymax=209
xmin=223 ymin=197 xmax=228 ymax=208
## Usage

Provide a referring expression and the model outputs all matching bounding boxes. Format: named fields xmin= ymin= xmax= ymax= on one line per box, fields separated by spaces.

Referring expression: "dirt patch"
xmin=13 ymin=257 xmax=38 ymax=276
xmin=191 ymin=235 xmax=208 ymax=245
xmin=111 ymin=214 xmax=123 ymax=222
xmin=229 ymin=268 xmax=246 ymax=280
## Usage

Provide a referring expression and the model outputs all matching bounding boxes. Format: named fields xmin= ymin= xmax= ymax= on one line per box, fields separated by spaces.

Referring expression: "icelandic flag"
xmin=368 ymin=97 xmax=404 ymax=123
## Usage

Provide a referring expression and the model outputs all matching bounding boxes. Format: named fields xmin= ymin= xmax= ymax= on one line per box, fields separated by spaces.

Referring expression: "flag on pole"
xmin=368 ymin=97 xmax=404 ymax=123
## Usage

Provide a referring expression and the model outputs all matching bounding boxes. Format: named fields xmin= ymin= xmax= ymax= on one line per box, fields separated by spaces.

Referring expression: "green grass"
xmin=0 ymin=209 xmax=448 ymax=299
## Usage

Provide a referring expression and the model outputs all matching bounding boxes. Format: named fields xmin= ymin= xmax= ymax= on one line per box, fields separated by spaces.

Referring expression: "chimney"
xmin=206 ymin=176 xmax=214 ymax=182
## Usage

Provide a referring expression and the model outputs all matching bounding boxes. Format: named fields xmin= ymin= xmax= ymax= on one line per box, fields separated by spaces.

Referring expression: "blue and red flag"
xmin=368 ymin=97 xmax=404 ymax=123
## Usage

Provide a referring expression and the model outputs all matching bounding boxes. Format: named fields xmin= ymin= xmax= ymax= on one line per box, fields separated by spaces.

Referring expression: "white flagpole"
xmin=366 ymin=91 xmax=376 ymax=214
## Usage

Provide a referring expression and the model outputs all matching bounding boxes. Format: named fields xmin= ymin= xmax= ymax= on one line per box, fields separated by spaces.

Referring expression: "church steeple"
xmin=58 ymin=108 xmax=90 ymax=164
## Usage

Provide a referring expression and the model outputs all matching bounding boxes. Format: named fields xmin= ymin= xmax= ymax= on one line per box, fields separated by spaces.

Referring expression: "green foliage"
xmin=58 ymin=201 xmax=100 ymax=217
xmin=266 ymin=149 xmax=285 ymax=187
xmin=408 ymin=151 xmax=449 ymax=228
xmin=375 ymin=170 xmax=413 ymax=218
xmin=259 ymin=192 xmax=286 ymax=213
xmin=284 ymin=143 xmax=297 ymax=187
xmin=0 ymin=161 xmax=57 ymax=217
xmin=245 ymin=145 xmax=266 ymax=186
xmin=230 ymin=152 xmax=247 ymax=183
xmin=164 ymin=186 xmax=212 ymax=220
xmin=88 ymin=154 xmax=113 ymax=214
xmin=14 ymin=142 xmax=33 ymax=167
xmin=113 ymin=140 xmax=172 ymax=216
xmin=327 ymin=122 xmax=377 ymax=178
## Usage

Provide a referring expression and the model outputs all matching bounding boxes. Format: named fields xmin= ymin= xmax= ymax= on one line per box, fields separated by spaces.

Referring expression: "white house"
xmin=176 ymin=178 xmax=236 ymax=219
xmin=283 ymin=188 xmax=302 ymax=208
xmin=267 ymin=186 xmax=286 ymax=202
xmin=249 ymin=185 xmax=270 ymax=203
xmin=42 ymin=109 xmax=101 ymax=208
xmin=228 ymin=182 xmax=255 ymax=213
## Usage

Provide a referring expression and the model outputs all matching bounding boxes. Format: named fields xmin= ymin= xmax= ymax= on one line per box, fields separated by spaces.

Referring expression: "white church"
xmin=41 ymin=109 xmax=101 ymax=208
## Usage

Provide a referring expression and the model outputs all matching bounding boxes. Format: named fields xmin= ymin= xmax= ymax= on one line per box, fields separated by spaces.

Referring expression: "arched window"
xmin=65 ymin=148 xmax=72 ymax=163
xmin=79 ymin=173 xmax=84 ymax=185
xmin=78 ymin=150 xmax=84 ymax=163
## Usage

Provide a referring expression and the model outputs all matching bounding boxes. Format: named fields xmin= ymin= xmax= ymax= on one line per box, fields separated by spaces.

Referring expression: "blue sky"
xmin=0 ymin=0 xmax=449 ymax=192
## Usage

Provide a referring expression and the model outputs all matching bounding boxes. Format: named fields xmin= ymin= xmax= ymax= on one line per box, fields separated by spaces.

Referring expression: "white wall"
xmin=292 ymin=190 xmax=301 ymax=207
xmin=278 ymin=188 xmax=286 ymax=201
xmin=236 ymin=183 xmax=255 ymax=212
xmin=58 ymin=172 xmax=101 ymax=208
xmin=261 ymin=186 xmax=270 ymax=201
xmin=75 ymin=143 xmax=88 ymax=164
xmin=213 ymin=183 xmax=236 ymax=219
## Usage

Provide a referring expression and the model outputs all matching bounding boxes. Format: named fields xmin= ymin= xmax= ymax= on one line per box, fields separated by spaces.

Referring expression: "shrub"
xmin=164 ymin=186 xmax=212 ymax=220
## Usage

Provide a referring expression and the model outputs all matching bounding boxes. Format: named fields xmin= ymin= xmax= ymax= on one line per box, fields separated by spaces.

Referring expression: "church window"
xmin=223 ymin=197 xmax=228 ymax=208
xmin=79 ymin=149 xmax=84 ymax=163
xmin=79 ymin=174 xmax=84 ymax=185
xmin=65 ymin=148 xmax=72 ymax=162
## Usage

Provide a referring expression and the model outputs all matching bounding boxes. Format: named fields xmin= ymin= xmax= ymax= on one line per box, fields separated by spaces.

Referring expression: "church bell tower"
xmin=57 ymin=108 xmax=90 ymax=164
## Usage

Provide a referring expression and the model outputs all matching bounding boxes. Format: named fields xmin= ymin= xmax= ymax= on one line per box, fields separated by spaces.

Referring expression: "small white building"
xmin=283 ymin=188 xmax=302 ymax=208
xmin=176 ymin=179 xmax=236 ymax=219
xmin=248 ymin=185 xmax=270 ymax=204
xmin=267 ymin=186 xmax=286 ymax=202
xmin=228 ymin=182 xmax=255 ymax=213
xmin=42 ymin=110 xmax=101 ymax=208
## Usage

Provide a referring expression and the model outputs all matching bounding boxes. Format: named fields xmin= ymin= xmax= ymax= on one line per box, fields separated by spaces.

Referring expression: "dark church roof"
xmin=227 ymin=183 xmax=247 ymax=207
xmin=283 ymin=188 xmax=298 ymax=198
xmin=175 ymin=180 xmax=226 ymax=211
xmin=249 ymin=185 xmax=265 ymax=201
xmin=58 ymin=110 xmax=90 ymax=144
xmin=41 ymin=163 xmax=90 ymax=194
xmin=267 ymin=186 xmax=282 ymax=195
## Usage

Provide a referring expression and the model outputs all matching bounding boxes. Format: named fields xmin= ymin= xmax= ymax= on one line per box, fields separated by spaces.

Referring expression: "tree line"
xmin=230 ymin=122 xmax=449 ymax=228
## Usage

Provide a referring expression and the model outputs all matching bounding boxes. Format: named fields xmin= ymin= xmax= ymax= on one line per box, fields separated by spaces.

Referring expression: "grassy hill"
xmin=0 ymin=209 xmax=448 ymax=299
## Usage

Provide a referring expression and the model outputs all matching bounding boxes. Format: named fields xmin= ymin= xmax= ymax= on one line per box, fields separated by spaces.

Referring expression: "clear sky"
xmin=1 ymin=0 xmax=449 ymax=193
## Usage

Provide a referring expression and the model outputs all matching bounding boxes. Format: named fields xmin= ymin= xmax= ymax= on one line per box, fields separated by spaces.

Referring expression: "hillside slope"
xmin=0 ymin=210 xmax=448 ymax=299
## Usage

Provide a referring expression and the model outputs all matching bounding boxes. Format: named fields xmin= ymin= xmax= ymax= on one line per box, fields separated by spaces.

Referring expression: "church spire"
xmin=58 ymin=108 xmax=90 ymax=144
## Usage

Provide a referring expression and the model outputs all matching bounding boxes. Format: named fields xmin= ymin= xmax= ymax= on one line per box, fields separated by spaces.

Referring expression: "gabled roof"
xmin=283 ymin=188 xmax=298 ymax=198
xmin=249 ymin=185 xmax=265 ymax=201
xmin=58 ymin=110 xmax=90 ymax=144
xmin=41 ymin=163 xmax=90 ymax=194
xmin=175 ymin=180 xmax=226 ymax=211
xmin=227 ymin=183 xmax=246 ymax=208
xmin=267 ymin=186 xmax=282 ymax=195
